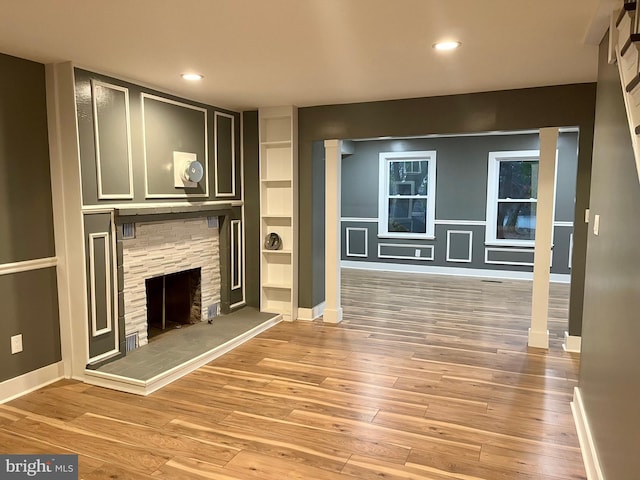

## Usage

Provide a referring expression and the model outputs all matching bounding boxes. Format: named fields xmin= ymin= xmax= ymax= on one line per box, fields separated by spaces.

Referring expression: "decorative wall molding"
xmin=141 ymin=93 xmax=209 ymax=199
xmin=214 ymin=111 xmax=237 ymax=197
xmin=0 ymin=361 xmax=64 ymax=404
xmin=340 ymin=217 xmax=377 ymax=223
xmin=88 ymin=232 xmax=112 ymax=337
xmin=571 ymin=387 xmax=605 ymax=480
xmin=231 ymin=219 xmax=242 ymax=290
xmin=91 ymin=80 xmax=134 ymax=200
xmin=82 ymin=200 xmax=243 ymax=211
xmin=569 ymin=233 xmax=574 ymax=269
xmin=434 ymin=219 xmax=486 ymax=226
xmin=378 ymin=243 xmax=435 ymax=261
xmin=346 ymin=227 xmax=368 ymax=258
xmin=485 ymin=247 xmax=535 ymax=267
xmin=341 ymin=260 xmax=571 ymax=283
xmin=553 ymin=221 xmax=574 ymax=228
xmin=446 ymin=230 xmax=473 ymax=263
xmin=0 ymin=257 xmax=57 ymax=276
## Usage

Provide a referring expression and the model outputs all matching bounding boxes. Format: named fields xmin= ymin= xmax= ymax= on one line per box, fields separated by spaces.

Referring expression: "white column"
xmin=529 ymin=127 xmax=558 ymax=349
xmin=324 ymin=139 xmax=343 ymax=323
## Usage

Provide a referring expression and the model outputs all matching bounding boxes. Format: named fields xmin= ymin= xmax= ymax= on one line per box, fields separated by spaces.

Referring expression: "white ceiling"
xmin=0 ymin=0 xmax=605 ymax=111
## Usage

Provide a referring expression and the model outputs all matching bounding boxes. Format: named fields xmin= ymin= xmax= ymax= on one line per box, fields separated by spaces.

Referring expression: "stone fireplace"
xmin=121 ymin=217 xmax=220 ymax=347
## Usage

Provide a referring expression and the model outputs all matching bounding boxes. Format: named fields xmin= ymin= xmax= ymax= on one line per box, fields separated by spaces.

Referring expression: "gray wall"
xmin=298 ymin=83 xmax=596 ymax=337
xmin=243 ymin=111 xmax=260 ymax=308
xmin=0 ymin=52 xmax=61 ymax=382
xmin=75 ymin=69 xmax=241 ymax=204
xmin=578 ymin=34 xmax=640 ymax=478
xmin=339 ymin=133 xmax=577 ymax=275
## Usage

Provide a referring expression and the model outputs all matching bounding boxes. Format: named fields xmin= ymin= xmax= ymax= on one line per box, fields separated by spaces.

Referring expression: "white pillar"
xmin=529 ymin=127 xmax=558 ymax=349
xmin=324 ymin=139 xmax=343 ymax=323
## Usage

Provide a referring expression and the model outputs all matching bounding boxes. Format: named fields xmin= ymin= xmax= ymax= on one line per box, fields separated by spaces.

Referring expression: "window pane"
xmin=388 ymin=199 xmax=426 ymax=234
xmin=496 ymin=202 xmax=536 ymax=240
xmin=498 ymin=161 xmax=538 ymax=199
xmin=389 ymin=160 xmax=429 ymax=195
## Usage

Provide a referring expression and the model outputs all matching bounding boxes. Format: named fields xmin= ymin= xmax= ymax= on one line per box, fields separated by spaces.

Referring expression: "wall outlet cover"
xmin=11 ymin=334 xmax=23 ymax=354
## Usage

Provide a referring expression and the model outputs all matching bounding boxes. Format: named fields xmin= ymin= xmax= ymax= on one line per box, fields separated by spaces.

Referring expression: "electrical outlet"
xmin=415 ymin=249 xmax=421 ymax=257
xmin=11 ymin=334 xmax=23 ymax=354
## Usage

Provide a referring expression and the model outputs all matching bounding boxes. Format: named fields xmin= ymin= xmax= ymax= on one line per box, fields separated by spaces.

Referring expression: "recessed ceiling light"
xmin=181 ymin=73 xmax=203 ymax=81
xmin=433 ymin=41 xmax=462 ymax=51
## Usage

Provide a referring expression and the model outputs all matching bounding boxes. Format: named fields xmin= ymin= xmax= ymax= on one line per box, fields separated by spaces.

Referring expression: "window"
xmin=486 ymin=150 xmax=540 ymax=245
xmin=378 ymin=151 xmax=437 ymax=238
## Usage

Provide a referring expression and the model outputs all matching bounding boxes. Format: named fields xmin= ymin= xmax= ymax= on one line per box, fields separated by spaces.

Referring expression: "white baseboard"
xmin=83 ymin=314 xmax=282 ymax=396
xmin=340 ymin=260 xmax=571 ymax=283
xmin=0 ymin=362 xmax=65 ymax=404
xmin=563 ymin=332 xmax=582 ymax=353
xmin=527 ymin=328 xmax=550 ymax=349
xmin=297 ymin=302 xmax=326 ymax=321
xmin=571 ymin=387 xmax=605 ymax=480
xmin=323 ymin=307 xmax=343 ymax=324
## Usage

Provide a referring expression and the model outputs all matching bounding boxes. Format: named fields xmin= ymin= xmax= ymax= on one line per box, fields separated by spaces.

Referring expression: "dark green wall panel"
xmin=0 ymin=268 xmax=61 ymax=382
xmin=215 ymin=112 xmax=235 ymax=196
xmin=0 ymin=53 xmax=55 ymax=263
xmin=92 ymin=82 xmax=132 ymax=197
xmin=143 ymin=95 xmax=207 ymax=197
xmin=84 ymin=213 xmax=118 ymax=360
xmin=75 ymin=69 xmax=240 ymax=205
xmin=243 ymin=111 xmax=260 ymax=308
xmin=578 ymin=34 xmax=640 ymax=478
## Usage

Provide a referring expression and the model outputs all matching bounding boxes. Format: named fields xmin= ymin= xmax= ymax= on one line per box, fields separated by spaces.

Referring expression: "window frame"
xmin=378 ymin=150 xmax=437 ymax=239
xmin=485 ymin=149 xmax=541 ymax=247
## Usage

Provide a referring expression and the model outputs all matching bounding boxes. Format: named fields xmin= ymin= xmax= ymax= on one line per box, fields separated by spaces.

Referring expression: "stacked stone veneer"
xmin=122 ymin=217 xmax=220 ymax=346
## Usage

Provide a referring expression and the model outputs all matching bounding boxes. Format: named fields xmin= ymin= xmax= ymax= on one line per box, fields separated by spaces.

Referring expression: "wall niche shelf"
xmin=259 ymin=106 xmax=298 ymax=321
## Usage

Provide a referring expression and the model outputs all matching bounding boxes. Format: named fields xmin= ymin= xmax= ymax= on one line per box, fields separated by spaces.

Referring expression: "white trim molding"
xmin=82 ymin=199 xmax=243 ymax=212
xmin=0 ymin=257 xmax=57 ymax=276
xmin=434 ymin=219 xmax=485 ymax=226
xmin=485 ymin=247 xmax=535 ymax=267
xmin=563 ymin=332 xmax=582 ymax=353
xmin=214 ymin=111 xmax=237 ymax=197
xmin=141 ymin=93 xmax=209 ymax=199
xmin=378 ymin=150 xmax=437 ymax=239
xmin=340 ymin=217 xmax=377 ymax=223
xmin=91 ymin=79 xmax=134 ymax=200
xmin=231 ymin=219 xmax=242 ymax=290
xmin=571 ymin=387 xmax=605 ymax=480
xmin=446 ymin=230 xmax=473 ymax=263
xmin=88 ymin=232 xmax=112 ymax=338
xmin=346 ymin=227 xmax=368 ymax=258
xmin=485 ymin=149 xmax=544 ymax=246
xmin=569 ymin=233 xmax=574 ymax=269
xmin=341 ymin=260 xmax=570 ymax=283
xmin=378 ymin=243 xmax=435 ymax=261
xmin=297 ymin=302 xmax=326 ymax=321
xmin=0 ymin=362 xmax=64 ymax=404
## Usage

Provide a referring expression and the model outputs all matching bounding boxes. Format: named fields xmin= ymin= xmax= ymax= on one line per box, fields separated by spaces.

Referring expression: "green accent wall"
xmin=578 ymin=33 xmax=640 ymax=477
xmin=298 ymin=83 xmax=596 ymax=336
xmin=0 ymin=52 xmax=61 ymax=382
xmin=243 ymin=111 xmax=260 ymax=308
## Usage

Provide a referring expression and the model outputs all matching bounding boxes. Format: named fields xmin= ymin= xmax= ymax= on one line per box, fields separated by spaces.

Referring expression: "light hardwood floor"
xmin=0 ymin=269 xmax=585 ymax=479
